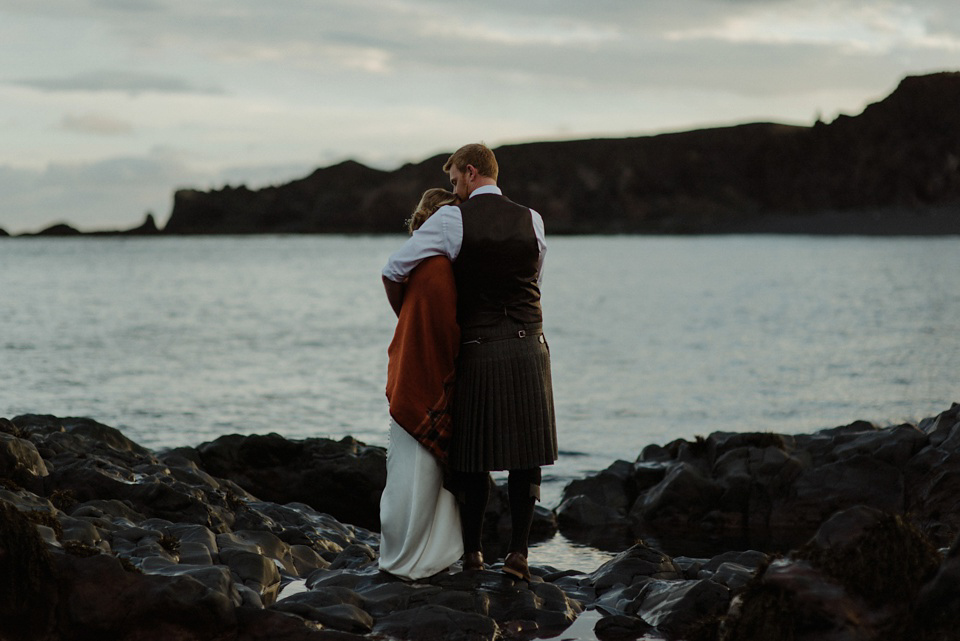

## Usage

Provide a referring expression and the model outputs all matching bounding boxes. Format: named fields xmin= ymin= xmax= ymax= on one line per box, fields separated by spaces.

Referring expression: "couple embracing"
xmin=379 ymin=143 xmax=558 ymax=582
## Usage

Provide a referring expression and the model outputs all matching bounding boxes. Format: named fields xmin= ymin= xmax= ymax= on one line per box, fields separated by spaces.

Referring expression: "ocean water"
xmin=2 ymin=234 xmax=958 ymax=569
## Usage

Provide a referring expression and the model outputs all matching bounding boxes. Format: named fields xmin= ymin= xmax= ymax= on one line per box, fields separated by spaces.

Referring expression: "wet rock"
xmin=718 ymin=505 xmax=945 ymax=641
xmin=14 ymin=415 xmax=154 ymax=467
xmin=555 ymin=495 xmax=630 ymax=545
xmin=276 ymin=597 xmax=374 ymax=635
xmin=5 ymin=406 xmax=960 ymax=641
xmin=698 ymin=551 xmax=770 ymax=594
xmin=290 ymin=544 xmax=330 ymax=575
xmin=0 ymin=432 xmax=49 ymax=492
xmin=636 ymin=578 xmax=730 ymax=637
xmin=373 ymin=603 xmax=497 ymax=641
xmin=220 ymin=548 xmax=282 ymax=604
xmin=559 ymin=404 xmax=960 ymax=551
xmin=329 ymin=543 xmax=377 ymax=571
xmin=145 ymin=563 xmax=241 ymax=606
xmin=236 ymin=607 xmax=367 ymax=640
xmin=561 ymin=460 xmax=639 ymax=513
xmin=0 ymin=501 xmax=57 ymax=640
xmin=187 ymin=433 xmax=556 ymax=549
xmin=699 ymin=550 xmax=769 ymax=576
xmin=633 ymin=463 xmax=722 ymax=527
xmin=594 ymin=612 xmax=654 ymax=641
xmin=719 ymin=558 xmax=871 ymax=641
xmin=911 ymin=534 xmax=960 ymax=640
xmin=56 ymin=552 xmax=238 ymax=640
xmin=588 ymin=543 xmax=683 ymax=595
xmin=193 ymin=433 xmax=387 ymax=532
xmin=795 ymin=505 xmax=940 ymax=608
xmin=482 ymin=579 xmax=580 ymax=634
xmin=776 ymin=455 xmax=904 ymax=532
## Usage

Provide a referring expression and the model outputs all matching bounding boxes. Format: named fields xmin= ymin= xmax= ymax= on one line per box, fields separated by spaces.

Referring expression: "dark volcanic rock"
xmin=34 ymin=222 xmax=83 ymax=236
xmin=719 ymin=506 xmax=947 ymax=641
xmin=559 ymin=404 xmax=960 ymax=553
xmin=123 ymin=212 xmax=161 ymax=235
xmin=56 ymin=552 xmax=238 ymax=640
xmin=373 ymin=604 xmax=497 ymax=641
xmin=159 ymin=72 xmax=960 ymax=236
xmin=181 ymin=432 xmax=556 ymax=548
xmin=4 ymin=406 xmax=960 ymax=641
xmin=191 ymin=432 xmax=387 ymax=532
xmin=164 ymin=160 xmax=394 ymax=234
xmin=912 ymin=534 xmax=960 ymax=640
xmin=0 ymin=501 xmax=57 ymax=640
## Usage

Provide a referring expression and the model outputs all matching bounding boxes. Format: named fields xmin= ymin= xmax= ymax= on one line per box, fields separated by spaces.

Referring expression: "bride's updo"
xmin=407 ymin=188 xmax=458 ymax=233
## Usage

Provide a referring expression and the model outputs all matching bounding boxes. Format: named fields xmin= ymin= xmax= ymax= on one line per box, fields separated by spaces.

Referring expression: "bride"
xmin=378 ymin=188 xmax=463 ymax=579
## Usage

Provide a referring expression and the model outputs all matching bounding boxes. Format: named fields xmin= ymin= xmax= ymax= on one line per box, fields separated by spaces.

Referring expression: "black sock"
xmin=458 ymin=471 xmax=490 ymax=554
xmin=507 ymin=467 xmax=541 ymax=555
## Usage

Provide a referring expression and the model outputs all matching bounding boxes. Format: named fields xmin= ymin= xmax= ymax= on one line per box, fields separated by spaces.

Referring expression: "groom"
xmin=382 ymin=143 xmax=558 ymax=581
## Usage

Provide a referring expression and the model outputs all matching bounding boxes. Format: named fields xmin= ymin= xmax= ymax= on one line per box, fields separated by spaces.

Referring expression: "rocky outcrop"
xmin=162 ymin=72 xmax=960 ymax=236
xmin=165 ymin=160 xmax=396 ymax=234
xmin=120 ymin=212 xmax=161 ymax=235
xmin=179 ymin=432 xmax=389 ymax=532
xmin=557 ymin=404 xmax=960 ymax=555
xmin=33 ymin=223 xmax=84 ymax=236
xmin=169 ymin=431 xmax=557 ymax=549
xmin=13 ymin=214 xmax=159 ymax=238
xmin=719 ymin=506 xmax=951 ymax=641
xmin=3 ymin=407 xmax=960 ymax=640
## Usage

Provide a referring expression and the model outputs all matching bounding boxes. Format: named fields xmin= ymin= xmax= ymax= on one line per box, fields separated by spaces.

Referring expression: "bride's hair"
xmin=407 ymin=188 xmax=458 ymax=233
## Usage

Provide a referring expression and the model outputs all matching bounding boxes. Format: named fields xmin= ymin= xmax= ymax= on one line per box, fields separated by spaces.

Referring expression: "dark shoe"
xmin=502 ymin=551 xmax=531 ymax=581
xmin=462 ymin=551 xmax=484 ymax=571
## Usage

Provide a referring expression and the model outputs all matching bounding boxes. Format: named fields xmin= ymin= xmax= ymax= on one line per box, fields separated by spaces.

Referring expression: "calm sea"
xmin=2 ymin=235 xmax=958 ymax=568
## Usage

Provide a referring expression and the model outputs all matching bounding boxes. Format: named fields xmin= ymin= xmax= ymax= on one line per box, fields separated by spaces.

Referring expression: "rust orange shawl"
xmin=385 ymin=255 xmax=459 ymax=463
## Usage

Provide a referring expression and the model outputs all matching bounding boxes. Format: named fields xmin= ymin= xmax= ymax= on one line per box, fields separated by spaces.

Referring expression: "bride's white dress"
xmin=378 ymin=418 xmax=463 ymax=579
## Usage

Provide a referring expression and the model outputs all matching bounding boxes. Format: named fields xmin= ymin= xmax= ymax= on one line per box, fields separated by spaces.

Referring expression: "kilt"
xmin=449 ymin=318 xmax=559 ymax=472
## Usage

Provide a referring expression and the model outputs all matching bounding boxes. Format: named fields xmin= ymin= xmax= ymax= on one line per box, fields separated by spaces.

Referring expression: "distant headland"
xmin=8 ymin=71 xmax=960 ymax=237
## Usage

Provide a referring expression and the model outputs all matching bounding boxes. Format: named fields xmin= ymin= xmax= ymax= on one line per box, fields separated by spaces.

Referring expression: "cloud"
xmin=90 ymin=0 xmax=164 ymax=11
xmin=59 ymin=112 xmax=134 ymax=135
xmin=13 ymin=70 xmax=223 ymax=96
xmin=666 ymin=1 xmax=960 ymax=53
xmin=0 ymin=153 xmax=197 ymax=233
xmin=0 ymin=152 xmax=326 ymax=234
xmin=1 ymin=0 xmax=958 ymax=233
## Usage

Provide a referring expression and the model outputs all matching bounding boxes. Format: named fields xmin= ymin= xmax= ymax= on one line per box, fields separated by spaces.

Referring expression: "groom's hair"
xmin=443 ymin=143 xmax=499 ymax=180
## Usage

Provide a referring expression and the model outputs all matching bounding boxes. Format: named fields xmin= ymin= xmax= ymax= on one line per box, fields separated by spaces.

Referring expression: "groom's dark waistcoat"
xmin=453 ymin=193 xmax=542 ymax=328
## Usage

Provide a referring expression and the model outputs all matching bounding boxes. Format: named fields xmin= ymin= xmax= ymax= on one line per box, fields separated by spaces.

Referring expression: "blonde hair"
xmin=407 ymin=188 xmax=458 ymax=233
xmin=442 ymin=143 xmax=498 ymax=181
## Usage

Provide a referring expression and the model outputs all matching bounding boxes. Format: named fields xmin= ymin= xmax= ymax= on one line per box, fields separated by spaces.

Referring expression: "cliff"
xmin=163 ymin=72 xmax=960 ymax=235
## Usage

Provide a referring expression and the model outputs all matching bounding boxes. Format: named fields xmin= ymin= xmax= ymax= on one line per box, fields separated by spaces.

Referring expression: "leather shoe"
xmin=502 ymin=551 xmax=531 ymax=581
xmin=462 ymin=551 xmax=484 ymax=571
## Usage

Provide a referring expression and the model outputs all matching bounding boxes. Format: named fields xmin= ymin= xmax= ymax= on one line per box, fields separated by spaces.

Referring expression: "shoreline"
xmin=5 ymin=204 xmax=960 ymax=239
xmin=2 ymin=405 xmax=959 ymax=639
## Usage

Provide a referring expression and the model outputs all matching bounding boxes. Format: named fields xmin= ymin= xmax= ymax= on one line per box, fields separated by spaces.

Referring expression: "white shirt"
xmin=381 ymin=185 xmax=547 ymax=284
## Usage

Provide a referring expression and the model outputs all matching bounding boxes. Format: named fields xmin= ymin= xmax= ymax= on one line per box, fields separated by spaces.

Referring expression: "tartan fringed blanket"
xmin=385 ymin=256 xmax=460 ymax=464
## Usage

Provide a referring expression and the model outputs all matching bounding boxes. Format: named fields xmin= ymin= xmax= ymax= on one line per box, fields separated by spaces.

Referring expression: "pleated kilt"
xmin=449 ymin=318 xmax=559 ymax=472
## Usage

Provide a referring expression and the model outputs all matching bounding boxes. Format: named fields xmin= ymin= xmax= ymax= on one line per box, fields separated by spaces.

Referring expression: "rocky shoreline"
xmin=2 ymin=406 xmax=959 ymax=640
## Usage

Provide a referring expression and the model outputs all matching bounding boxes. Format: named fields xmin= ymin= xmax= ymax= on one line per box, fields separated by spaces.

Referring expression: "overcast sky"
xmin=2 ymin=0 xmax=959 ymax=233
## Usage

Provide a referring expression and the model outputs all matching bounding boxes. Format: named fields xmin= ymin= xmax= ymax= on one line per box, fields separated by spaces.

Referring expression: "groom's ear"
xmin=465 ymin=164 xmax=478 ymax=180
